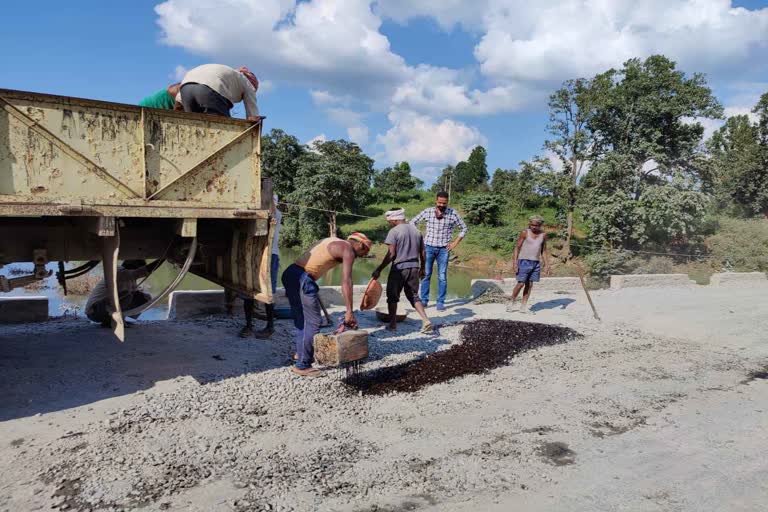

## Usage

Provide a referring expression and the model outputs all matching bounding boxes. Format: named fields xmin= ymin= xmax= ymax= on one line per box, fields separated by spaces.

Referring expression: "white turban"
xmin=385 ymin=208 xmax=405 ymax=221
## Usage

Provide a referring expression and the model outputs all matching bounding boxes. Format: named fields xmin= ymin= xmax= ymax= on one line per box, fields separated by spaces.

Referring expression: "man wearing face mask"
xmin=410 ymin=191 xmax=468 ymax=311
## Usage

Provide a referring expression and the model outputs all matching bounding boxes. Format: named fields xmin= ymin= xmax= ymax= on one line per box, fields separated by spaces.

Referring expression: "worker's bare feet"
xmin=291 ymin=366 xmax=322 ymax=377
xmin=254 ymin=326 xmax=274 ymax=339
xmin=239 ymin=326 xmax=253 ymax=338
xmin=387 ymin=323 xmax=397 ymax=331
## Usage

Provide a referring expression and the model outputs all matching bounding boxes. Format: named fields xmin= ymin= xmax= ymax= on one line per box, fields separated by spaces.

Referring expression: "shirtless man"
xmin=282 ymin=233 xmax=372 ymax=376
xmin=507 ymin=216 xmax=550 ymax=314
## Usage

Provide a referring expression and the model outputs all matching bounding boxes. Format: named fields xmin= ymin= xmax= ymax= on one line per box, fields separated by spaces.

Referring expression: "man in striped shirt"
xmin=410 ymin=191 xmax=468 ymax=311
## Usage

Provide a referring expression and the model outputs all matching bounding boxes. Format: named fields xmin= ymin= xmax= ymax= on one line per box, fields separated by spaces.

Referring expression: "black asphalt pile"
xmin=346 ymin=319 xmax=581 ymax=395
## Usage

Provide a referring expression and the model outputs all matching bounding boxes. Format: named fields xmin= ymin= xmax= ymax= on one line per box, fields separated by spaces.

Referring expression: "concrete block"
xmin=168 ymin=290 xmax=226 ymax=320
xmin=709 ymin=272 xmax=768 ymax=287
xmin=609 ymin=273 xmax=696 ymax=290
xmin=0 ymin=296 xmax=49 ymax=323
xmin=471 ymin=277 xmax=583 ymax=297
xmin=314 ymin=330 xmax=369 ymax=366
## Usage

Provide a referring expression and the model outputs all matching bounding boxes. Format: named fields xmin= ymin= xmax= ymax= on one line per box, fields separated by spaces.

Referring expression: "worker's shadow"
xmin=361 ymin=307 xmax=476 ymax=361
xmin=0 ymin=316 xmax=295 ymax=421
xmin=529 ymin=298 xmax=576 ymax=312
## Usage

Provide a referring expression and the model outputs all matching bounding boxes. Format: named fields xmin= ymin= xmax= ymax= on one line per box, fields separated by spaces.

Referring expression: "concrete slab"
xmin=0 ymin=296 xmax=49 ymax=324
xmin=167 ymin=290 xmax=226 ymax=320
xmin=709 ymin=272 xmax=768 ymax=287
xmin=471 ymin=277 xmax=583 ymax=297
xmin=610 ymin=273 xmax=696 ymax=290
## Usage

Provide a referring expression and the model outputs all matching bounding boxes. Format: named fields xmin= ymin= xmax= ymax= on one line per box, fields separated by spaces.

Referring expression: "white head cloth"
xmin=385 ymin=208 xmax=406 ymax=221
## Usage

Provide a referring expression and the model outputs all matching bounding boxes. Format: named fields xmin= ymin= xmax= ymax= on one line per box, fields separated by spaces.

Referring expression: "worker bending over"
xmin=508 ymin=216 xmax=550 ymax=313
xmin=282 ymin=233 xmax=371 ymax=377
xmin=372 ymin=208 xmax=432 ymax=333
xmin=85 ymin=259 xmax=163 ymax=327
xmin=139 ymin=83 xmax=182 ymax=110
xmin=178 ymin=64 xmax=260 ymax=120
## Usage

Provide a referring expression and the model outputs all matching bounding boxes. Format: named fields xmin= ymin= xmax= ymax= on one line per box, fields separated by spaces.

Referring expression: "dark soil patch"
xmin=346 ymin=320 xmax=580 ymax=395
xmin=537 ymin=441 xmax=576 ymax=466
xmin=10 ymin=438 xmax=24 ymax=448
xmin=743 ymin=366 xmax=768 ymax=384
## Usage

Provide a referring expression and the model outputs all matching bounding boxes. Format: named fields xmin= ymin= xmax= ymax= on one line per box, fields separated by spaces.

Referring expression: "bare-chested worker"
xmin=282 ymin=233 xmax=371 ymax=376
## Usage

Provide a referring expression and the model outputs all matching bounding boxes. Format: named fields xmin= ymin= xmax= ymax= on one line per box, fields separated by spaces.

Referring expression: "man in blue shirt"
xmin=410 ymin=191 xmax=468 ymax=311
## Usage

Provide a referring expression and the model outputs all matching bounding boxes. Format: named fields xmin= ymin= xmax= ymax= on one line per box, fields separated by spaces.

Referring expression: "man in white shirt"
xmin=179 ymin=64 xmax=260 ymax=120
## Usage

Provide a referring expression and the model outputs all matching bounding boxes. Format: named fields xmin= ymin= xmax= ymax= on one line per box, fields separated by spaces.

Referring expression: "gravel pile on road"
xmin=18 ymin=310 xmax=754 ymax=512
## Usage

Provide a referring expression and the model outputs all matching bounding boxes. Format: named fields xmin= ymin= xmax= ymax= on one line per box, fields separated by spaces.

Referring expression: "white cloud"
xmin=392 ymin=65 xmax=543 ymax=116
xmin=156 ymin=0 xmax=407 ymax=98
xmin=172 ymin=65 xmax=188 ymax=81
xmin=347 ymin=125 xmax=370 ymax=145
xmin=258 ymin=80 xmax=275 ymax=94
xmin=375 ymin=0 xmax=487 ymax=31
xmin=377 ymin=111 xmax=487 ymax=165
xmin=156 ymin=1 xmax=768 ymax=162
xmin=306 ymin=133 xmax=327 ymax=147
xmin=475 ymin=0 xmax=768 ymax=84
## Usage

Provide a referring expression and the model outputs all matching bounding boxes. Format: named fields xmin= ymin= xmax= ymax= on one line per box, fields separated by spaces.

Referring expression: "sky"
xmin=2 ymin=0 xmax=767 ymax=185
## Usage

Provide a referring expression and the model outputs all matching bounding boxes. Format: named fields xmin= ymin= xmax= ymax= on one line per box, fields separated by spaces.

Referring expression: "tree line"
xmin=262 ymin=54 xmax=768 ymax=259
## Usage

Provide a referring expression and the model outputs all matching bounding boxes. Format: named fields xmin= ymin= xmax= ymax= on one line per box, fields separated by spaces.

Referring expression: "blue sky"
xmin=2 ymin=1 xmax=767 ymax=185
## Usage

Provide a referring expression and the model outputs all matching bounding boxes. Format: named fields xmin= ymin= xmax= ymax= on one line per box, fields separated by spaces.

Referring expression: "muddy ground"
xmin=1 ymin=286 xmax=767 ymax=511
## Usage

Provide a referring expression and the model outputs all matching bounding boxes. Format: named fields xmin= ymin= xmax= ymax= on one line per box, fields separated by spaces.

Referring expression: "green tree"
xmin=707 ymin=93 xmax=768 ymax=217
xmin=463 ymin=146 xmax=489 ymax=191
xmin=431 ymin=165 xmax=455 ymax=194
xmin=290 ymin=139 xmax=374 ymax=243
xmin=586 ymin=55 xmax=722 ymax=198
xmin=461 ymin=194 xmax=504 ymax=226
xmin=260 ymin=128 xmax=306 ymax=199
xmin=372 ymin=161 xmax=423 ymax=194
xmin=545 ymin=78 xmax=596 ymax=255
xmin=580 ymin=55 xmax=722 ymax=248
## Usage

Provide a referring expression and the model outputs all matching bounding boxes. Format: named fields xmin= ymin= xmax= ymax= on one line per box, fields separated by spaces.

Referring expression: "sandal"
xmin=291 ymin=366 xmax=322 ymax=377
xmin=420 ymin=322 xmax=434 ymax=334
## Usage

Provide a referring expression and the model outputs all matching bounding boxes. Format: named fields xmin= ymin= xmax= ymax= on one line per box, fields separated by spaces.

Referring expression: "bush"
xmin=628 ymin=256 xmax=677 ymax=275
xmin=584 ymin=249 xmax=632 ymax=279
xmin=461 ymin=194 xmax=504 ymax=226
xmin=705 ymin=218 xmax=768 ymax=271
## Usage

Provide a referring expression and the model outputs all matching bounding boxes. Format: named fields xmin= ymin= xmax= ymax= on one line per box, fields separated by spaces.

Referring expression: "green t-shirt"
xmin=138 ymin=88 xmax=175 ymax=109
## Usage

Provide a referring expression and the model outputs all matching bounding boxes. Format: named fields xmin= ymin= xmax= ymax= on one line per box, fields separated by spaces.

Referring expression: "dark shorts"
xmin=387 ymin=266 xmax=421 ymax=306
xmin=180 ymin=83 xmax=232 ymax=117
xmin=517 ymin=259 xmax=541 ymax=283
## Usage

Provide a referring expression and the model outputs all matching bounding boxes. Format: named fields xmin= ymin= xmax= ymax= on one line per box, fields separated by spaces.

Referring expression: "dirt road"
xmin=1 ymin=286 xmax=766 ymax=511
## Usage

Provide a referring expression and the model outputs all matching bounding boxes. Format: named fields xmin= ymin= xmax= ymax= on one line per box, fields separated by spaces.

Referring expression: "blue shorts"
xmin=517 ymin=259 xmax=541 ymax=283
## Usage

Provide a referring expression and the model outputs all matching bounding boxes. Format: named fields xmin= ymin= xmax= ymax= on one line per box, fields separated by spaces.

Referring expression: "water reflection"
xmin=3 ymin=248 xmax=489 ymax=319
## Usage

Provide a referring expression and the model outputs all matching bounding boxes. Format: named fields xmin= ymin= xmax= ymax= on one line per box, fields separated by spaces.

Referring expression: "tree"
xmin=545 ymin=78 xmax=596 ymax=255
xmin=431 ymin=165 xmax=455 ymax=194
xmin=461 ymin=194 xmax=504 ymax=226
xmin=372 ymin=161 xmax=423 ymax=195
xmin=290 ymin=139 xmax=374 ymax=242
xmin=463 ymin=146 xmax=489 ymax=191
xmin=586 ymin=55 xmax=722 ymax=198
xmin=260 ymin=129 xmax=305 ymax=200
xmin=579 ymin=55 xmax=722 ymax=249
xmin=707 ymin=93 xmax=768 ymax=217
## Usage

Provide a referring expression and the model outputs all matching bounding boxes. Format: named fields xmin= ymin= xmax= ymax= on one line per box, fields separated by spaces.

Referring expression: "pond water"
xmin=4 ymin=248 xmax=490 ymax=320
